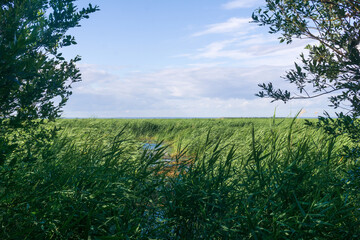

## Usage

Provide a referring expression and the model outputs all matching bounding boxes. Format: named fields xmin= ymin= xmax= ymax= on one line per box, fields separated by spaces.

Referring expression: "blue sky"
xmin=61 ymin=0 xmax=331 ymax=118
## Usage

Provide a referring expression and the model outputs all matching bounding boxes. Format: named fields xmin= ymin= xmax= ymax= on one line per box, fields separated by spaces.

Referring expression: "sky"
xmin=60 ymin=0 xmax=333 ymax=118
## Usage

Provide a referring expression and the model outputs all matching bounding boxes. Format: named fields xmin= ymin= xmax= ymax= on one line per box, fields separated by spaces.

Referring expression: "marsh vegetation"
xmin=1 ymin=118 xmax=359 ymax=239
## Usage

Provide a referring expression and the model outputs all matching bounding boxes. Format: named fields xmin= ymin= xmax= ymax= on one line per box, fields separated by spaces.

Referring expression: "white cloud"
xmin=193 ymin=17 xmax=253 ymax=37
xmin=186 ymin=36 xmax=313 ymax=67
xmin=193 ymin=39 xmax=248 ymax=59
xmin=222 ymin=0 xmax=263 ymax=9
xmin=63 ymin=64 xmax=332 ymax=118
xmin=184 ymin=13 xmax=317 ymax=67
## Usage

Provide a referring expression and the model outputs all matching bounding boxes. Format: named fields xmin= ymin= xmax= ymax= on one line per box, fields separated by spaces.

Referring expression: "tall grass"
xmin=1 ymin=118 xmax=359 ymax=239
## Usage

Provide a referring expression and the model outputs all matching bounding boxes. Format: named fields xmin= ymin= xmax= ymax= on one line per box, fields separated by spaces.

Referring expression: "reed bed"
xmin=1 ymin=118 xmax=359 ymax=239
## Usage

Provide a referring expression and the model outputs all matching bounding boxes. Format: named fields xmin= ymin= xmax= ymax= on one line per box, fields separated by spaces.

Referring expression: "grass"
xmin=1 ymin=117 xmax=359 ymax=239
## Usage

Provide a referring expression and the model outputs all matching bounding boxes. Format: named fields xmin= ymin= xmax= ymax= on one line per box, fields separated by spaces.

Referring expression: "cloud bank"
xmin=63 ymin=64 xmax=332 ymax=118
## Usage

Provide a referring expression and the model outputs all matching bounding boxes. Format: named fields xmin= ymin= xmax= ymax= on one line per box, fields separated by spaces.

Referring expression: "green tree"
xmin=0 ymin=0 xmax=98 ymax=122
xmin=0 ymin=0 xmax=99 ymax=163
xmin=253 ymin=0 xmax=360 ymax=156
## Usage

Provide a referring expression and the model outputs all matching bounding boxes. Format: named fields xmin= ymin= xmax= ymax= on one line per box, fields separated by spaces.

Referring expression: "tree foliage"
xmin=0 ymin=0 xmax=98 ymax=124
xmin=0 ymin=0 xmax=98 ymax=164
xmin=253 ymin=0 xmax=360 ymax=158
xmin=253 ymin=0 xmax=360 ymax=116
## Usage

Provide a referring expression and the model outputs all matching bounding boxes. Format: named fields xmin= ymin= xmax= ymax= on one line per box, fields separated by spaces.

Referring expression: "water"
xmin=143 ymin=143 xmax=159 ymax=150
xmin=142 ymin=142 xmax=173 ymax=164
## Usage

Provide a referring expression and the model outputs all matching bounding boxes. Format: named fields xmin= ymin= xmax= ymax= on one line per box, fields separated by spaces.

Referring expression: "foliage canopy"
xmin=253 ymin=0 xmax=360 ymax=117
xmin=0 ymin=0 xmax=98 ymax=164
xmin=0 ymin=0 xmax=98 ymax=124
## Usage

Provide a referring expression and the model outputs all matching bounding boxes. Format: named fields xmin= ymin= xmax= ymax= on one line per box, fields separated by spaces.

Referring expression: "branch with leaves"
xmin=253 ymin=0 xmax=360 ymax=117
xmin=0 ymin=0 xmax=99 ymax=124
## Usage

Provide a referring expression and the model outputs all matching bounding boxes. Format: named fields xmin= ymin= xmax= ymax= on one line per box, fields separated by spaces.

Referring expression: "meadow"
xmin=1 ymin=117 xmax=360 ymax=239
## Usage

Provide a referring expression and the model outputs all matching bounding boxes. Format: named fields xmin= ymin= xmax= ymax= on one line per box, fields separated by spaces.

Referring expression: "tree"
xmin=0 ymin=0 xmax=98 ymax=123
xmin=0 ymin=0 xmax=99 ymax=163
xmin=253 ymin=0 xmax=360 ymax=154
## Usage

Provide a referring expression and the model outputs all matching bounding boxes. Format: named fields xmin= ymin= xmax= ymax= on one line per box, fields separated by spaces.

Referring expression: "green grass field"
xmin=1 ymin=118 xmax=360 ymax=239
